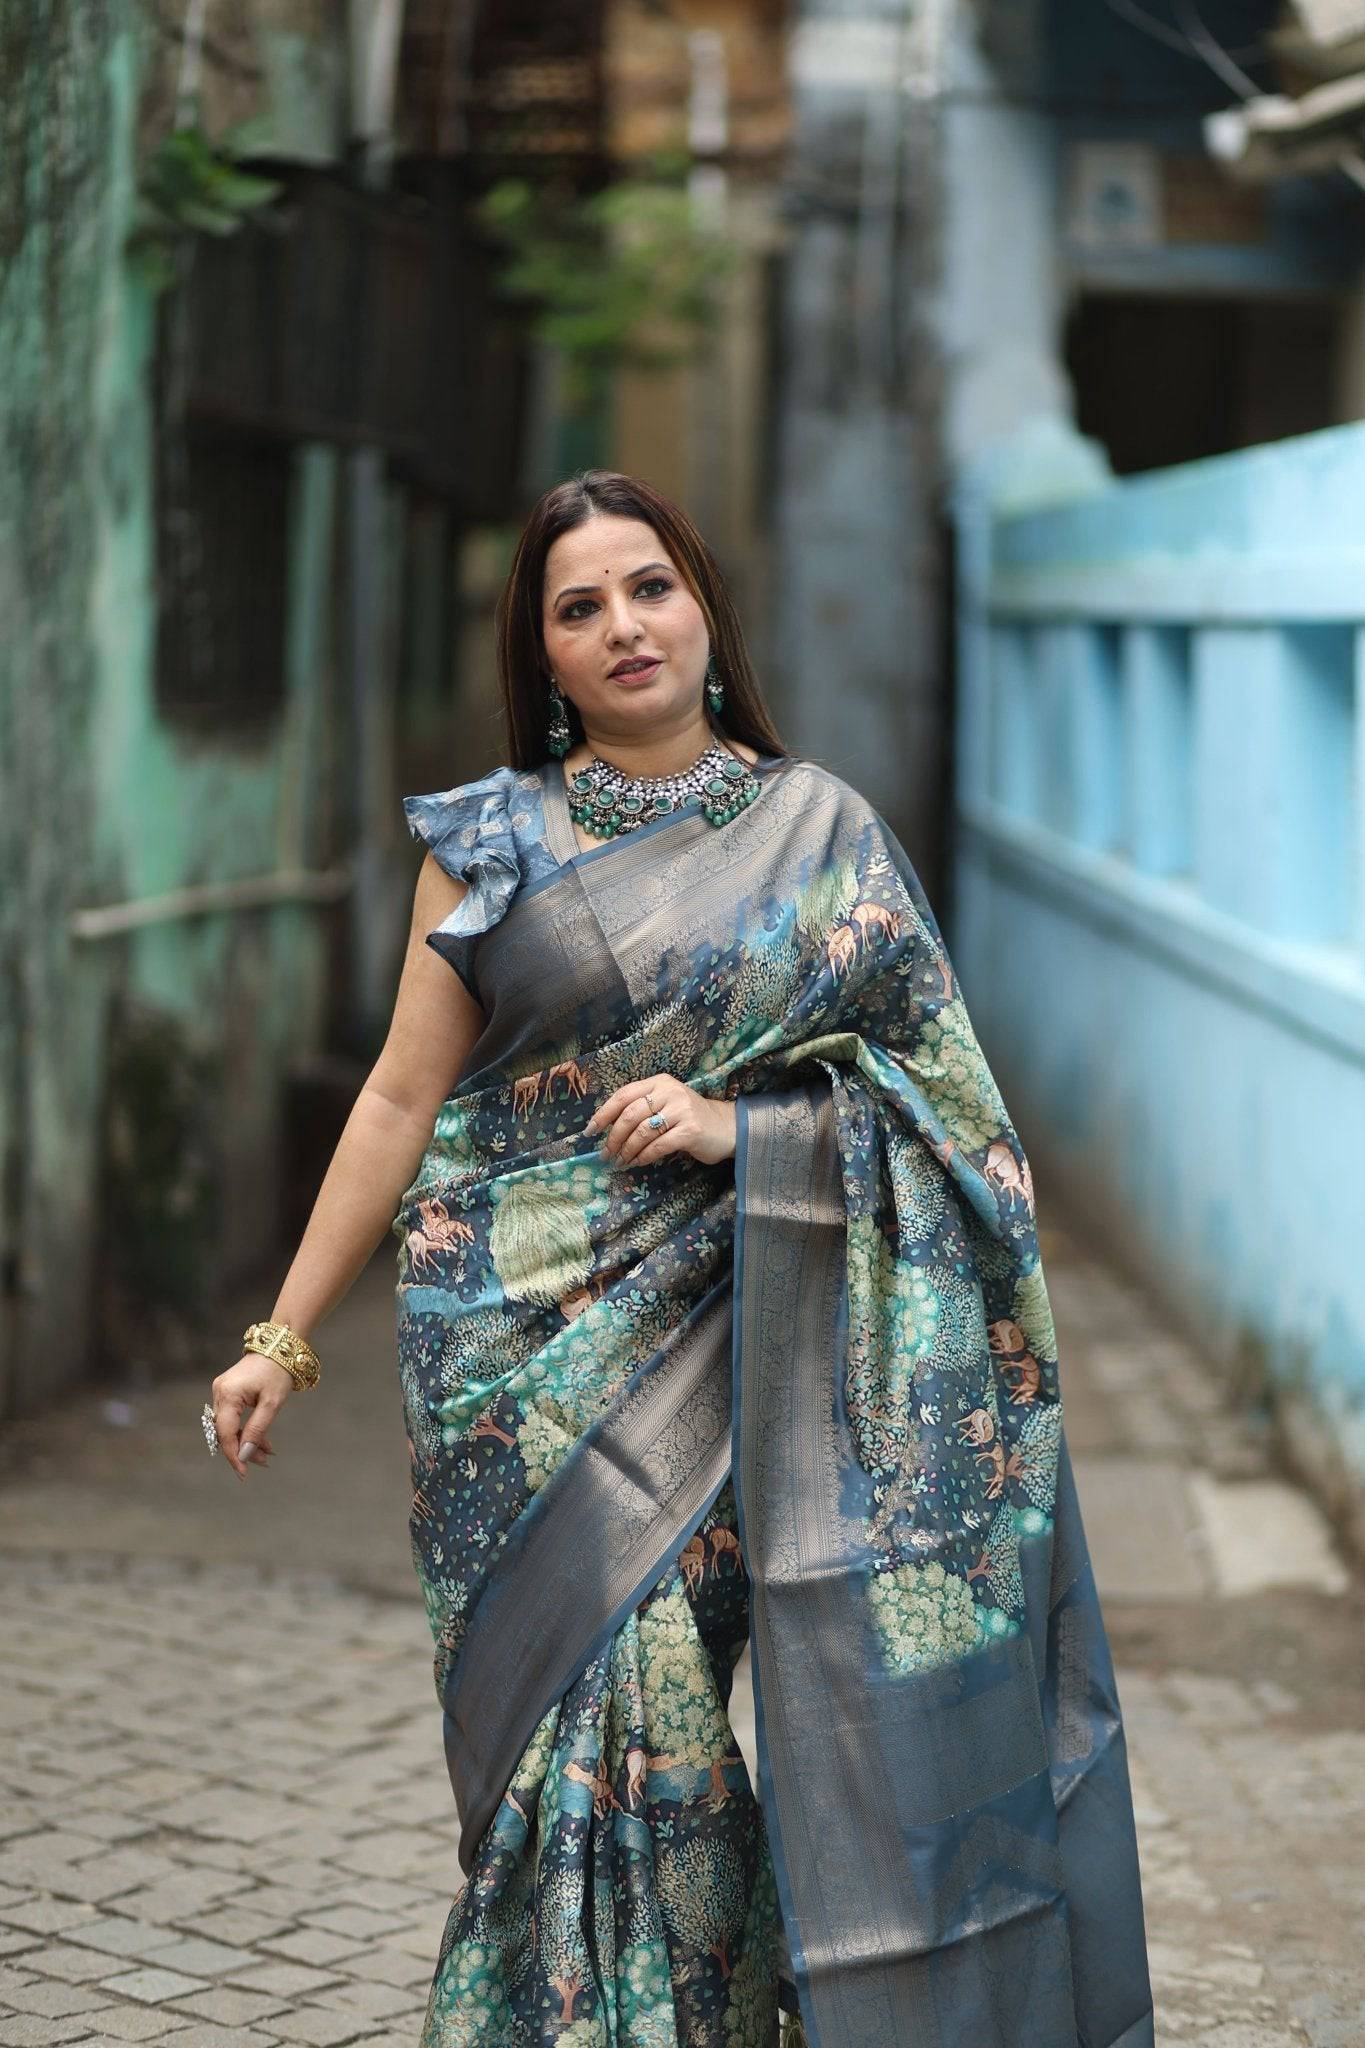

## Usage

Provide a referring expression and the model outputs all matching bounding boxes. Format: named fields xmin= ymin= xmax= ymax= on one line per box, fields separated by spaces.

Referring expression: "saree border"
xmin=734 ymin=1078 xmax=935 ymax=2048
xmin=734 ymin=1081 xmax=1154 ymax=2048
xmin=443 ymin=1277 xmax=735 ymax=1872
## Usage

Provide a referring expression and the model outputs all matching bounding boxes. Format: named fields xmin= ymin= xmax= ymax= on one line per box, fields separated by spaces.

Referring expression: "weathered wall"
xmin=1 ymin=2 xmax=144 ymax=1416
xmin=1 ymin=5 xmax=350 ymax=1418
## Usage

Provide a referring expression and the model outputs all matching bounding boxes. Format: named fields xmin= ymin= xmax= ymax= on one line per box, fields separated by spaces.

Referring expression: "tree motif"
xmin=867 ymin=1557 xmax=1012 ymax=1676
xmin=903 ymin=998 xmax=1010 ymax=1153
xmin=655 ymin=1832 xmax=748 ymax=1977
xmin=1011 ymin=1259 xmax=1058 ymax=1370
xmin=844 ymin=1215 xmax=928 ymax=1480
xmin=537 ymin=1864 xmax=592 ymax=2025
xmin=638 ymin=1579 xmax=731 ymax=1767
xmin=515 ymin=1397 xmax=576 ymax=1495
xmin=795 ymin=854 xmax=859 ymax=944
xmin=615 ymin=1937 xmax=675 ymax=2041
xmin=720 ymin=1852 xmax=781 ymax=2048
xmin=428 ymin=1938 xmax=513 ymax=2045
xmin=886 ymin=1124 xmax=948 ymax=1246
xmin=490 ymin=1178 xmax=593 ymax=1307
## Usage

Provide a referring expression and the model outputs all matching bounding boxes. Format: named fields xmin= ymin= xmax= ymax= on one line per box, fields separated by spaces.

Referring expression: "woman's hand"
xmin=585 ymin=1076 xmax=736 ymax=1171
xmin=208 ymin=1354 xmax=295 ymax=1480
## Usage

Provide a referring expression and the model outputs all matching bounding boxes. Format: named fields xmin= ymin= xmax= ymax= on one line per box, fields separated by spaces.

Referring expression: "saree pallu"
xmin=393 ymin=757 xmax=1155 ymax=2048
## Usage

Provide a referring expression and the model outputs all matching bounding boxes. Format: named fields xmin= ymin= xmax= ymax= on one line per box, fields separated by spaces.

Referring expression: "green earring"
xmin=546 ymin=679 xmax=572 ymax=758
xmin=704 ymin=655 xmax=724 ymax=715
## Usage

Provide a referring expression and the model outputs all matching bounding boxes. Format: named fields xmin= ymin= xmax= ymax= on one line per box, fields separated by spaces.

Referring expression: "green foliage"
xmin=128 ymin=120 xmax=283 ymax=293
xmin=476 ymin=151 xmax=738 ymax=411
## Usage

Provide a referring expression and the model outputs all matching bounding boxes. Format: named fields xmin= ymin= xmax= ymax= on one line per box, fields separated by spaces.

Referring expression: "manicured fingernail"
xmin=240 ymin=1442 xmax=256 ymax=1462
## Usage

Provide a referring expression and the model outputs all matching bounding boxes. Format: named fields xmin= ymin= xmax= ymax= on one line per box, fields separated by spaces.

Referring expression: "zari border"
xmin=734 ymin=1081 xmax=1156 ymax=2048
xmin=443 ymin=1277 xmax=735 ymax=1872
xmin=733 ymin=1078 xmax=935 ymax=2047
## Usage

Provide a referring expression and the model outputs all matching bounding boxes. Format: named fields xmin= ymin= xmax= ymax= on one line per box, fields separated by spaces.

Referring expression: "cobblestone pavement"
xmin=0 ymin=1233 xmax=1362 ymax=2047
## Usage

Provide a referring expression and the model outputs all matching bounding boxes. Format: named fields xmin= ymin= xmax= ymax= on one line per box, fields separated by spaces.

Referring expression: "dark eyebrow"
xmin=552 ymin=561 xmax=672 ymax=605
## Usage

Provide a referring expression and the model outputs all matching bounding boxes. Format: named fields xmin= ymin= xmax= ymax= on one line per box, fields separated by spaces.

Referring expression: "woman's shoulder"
xmin=401 ymin=763 xmax=558 ymax=989
xmin=402 ymin=764 xmax=548 ymax=861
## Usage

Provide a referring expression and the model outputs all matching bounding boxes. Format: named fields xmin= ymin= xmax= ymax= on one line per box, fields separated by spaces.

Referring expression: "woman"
xmin=206 ymin=470 xmax=1154 ymax=2048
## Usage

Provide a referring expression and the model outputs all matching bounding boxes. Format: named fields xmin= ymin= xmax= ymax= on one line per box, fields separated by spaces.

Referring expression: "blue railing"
xmin=952 ymin=422 xmax=1365 ymax=1540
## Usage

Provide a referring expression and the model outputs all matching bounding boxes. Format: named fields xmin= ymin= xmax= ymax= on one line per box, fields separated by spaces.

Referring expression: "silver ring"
xmin=647 ymin=1111 xmax=667 ymax=1131
xmin=644 ymin=1091 xmax=656 ymax=1110
xmin=201 ymin=1402 xmax=219 ymax=1456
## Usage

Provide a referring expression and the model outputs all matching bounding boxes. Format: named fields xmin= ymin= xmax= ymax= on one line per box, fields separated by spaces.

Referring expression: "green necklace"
xmin=566 ymin=741 xmax=761 ymax=839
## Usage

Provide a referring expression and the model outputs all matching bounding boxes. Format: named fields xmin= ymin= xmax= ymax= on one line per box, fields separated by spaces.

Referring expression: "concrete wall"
xmin=0 ymin=9 xmax=364 ymax=1417
xmin=952 ymin=420 xmax=1365 ymax=1555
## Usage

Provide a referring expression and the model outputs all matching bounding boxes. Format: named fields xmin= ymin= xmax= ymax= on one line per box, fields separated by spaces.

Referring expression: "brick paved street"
xmin=1 ymin=1232 xmax=1362 ymax=2047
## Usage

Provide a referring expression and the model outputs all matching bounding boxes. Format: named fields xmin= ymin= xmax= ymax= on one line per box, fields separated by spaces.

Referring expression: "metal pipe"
xmin=68 ymin=866 xmax=353 ymax=940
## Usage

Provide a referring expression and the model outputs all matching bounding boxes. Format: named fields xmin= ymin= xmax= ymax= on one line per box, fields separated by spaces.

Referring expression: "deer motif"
xmin=984 ymin=1142 xmax=1027 ymax=1203
xmin=624 ymin=1747 xmax=648 ymax=1810
xmin=974 ymin=1441 xmax=1028 ymax=1500
xmin=850 ymin=901 xmax=901 ymax=949
xmin=679 ymin=1534 xmax=707 ymax=1593
xmin=988 ymin=1318 xmax=1041 ymax=1405
xmin=405 ymin=1198 xmax=474 ymax=1276
xmin=1002 ymin=1354 xmax=1040 ymax=1405
xmin=957 ymin=1407 xmax=995 ymax=1447
xmin=546 ymin=1057 xmax=590 ymax=1099
xmin=559 ymin=1270 xmax=613 ymax=1322
xmin=827 ymin=926 xmax=859 ymax=978
xmin=709 ymin=1526 xmax=743 ymax=1576
xmin=563 ymin=1757 xmax=621 ymax=1821
xmin=988 ymin=1317 xmax=1026 ymax=1357
xmin=512 ymin=1071 xmax=542 ymax=1115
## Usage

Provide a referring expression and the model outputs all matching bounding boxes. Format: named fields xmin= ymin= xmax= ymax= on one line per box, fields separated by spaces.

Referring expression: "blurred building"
xmin=0 ymin=1 xmax=586 ymax=1416
xmin=0 ymin=0 xmax=791 ymax=1419
xmin=942 ymin=0 xmax=1365 ymax=1551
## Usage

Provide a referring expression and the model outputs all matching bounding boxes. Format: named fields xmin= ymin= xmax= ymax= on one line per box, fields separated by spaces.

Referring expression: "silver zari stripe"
xmin=443 ymin=1278 xmax=734 ymax=1871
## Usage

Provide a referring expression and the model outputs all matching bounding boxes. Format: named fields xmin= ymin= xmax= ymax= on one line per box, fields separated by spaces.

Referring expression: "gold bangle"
xmin=242 ymin=1320 xmax=321 ymax=1392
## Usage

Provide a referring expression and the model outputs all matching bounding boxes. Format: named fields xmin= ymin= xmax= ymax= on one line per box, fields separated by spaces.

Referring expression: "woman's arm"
xmin=209 ymin=853 xmax=483 ymax=1477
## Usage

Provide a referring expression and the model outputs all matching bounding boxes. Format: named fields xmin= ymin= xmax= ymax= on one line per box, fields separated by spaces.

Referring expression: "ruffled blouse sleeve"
xmin=402 ymin=765 xmax=524 ymax=991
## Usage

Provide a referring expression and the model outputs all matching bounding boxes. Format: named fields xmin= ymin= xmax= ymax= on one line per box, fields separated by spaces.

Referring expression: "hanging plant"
xmin=476 ymin=149 xmax=737 ymax=414
xmin=127 ymin=119 xmax=284 ymax=293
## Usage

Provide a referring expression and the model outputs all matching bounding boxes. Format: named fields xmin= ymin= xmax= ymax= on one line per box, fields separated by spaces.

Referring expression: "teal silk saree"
xmin=393 ymin=753 xmax=1154 ymax=2048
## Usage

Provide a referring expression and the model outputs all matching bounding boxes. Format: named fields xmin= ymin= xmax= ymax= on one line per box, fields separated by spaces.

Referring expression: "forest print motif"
xmin=394 ymin=760 xmax=1065 ymax=2046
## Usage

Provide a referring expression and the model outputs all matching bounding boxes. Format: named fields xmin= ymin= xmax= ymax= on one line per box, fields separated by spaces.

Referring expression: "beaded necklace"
xmin=566 ymin=741 xmax=761 ymax=839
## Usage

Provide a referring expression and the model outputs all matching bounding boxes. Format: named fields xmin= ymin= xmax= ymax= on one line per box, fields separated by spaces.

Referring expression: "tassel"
xmin=779 ymin=2013 xmax=811 ymax=2047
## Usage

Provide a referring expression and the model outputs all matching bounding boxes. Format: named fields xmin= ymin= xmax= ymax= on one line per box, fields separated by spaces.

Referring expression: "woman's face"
xmin=540 ymin=513 xmax=711 ymax=745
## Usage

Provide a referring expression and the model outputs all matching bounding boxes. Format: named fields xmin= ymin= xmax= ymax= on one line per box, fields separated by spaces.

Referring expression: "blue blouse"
xmin=403 ymin=752 xmax=785 ymax=1002
xmin=402 ymin=765 xmax=562 ymax=1000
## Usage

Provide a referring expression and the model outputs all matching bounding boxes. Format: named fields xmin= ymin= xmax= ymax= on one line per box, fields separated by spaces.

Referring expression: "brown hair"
xmin=495 ymin=469 xmax=790 ymax=769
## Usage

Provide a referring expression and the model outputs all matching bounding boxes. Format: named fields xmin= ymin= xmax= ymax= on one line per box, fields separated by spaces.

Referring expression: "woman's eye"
xmin=560 ymin=577 xmax=670 ymax=622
